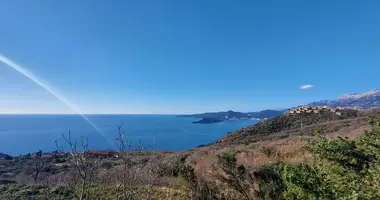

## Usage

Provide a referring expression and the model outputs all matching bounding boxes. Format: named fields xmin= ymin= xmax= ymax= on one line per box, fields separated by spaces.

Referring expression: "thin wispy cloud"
xmin=300 ymin=85 xmax=314 ymax=90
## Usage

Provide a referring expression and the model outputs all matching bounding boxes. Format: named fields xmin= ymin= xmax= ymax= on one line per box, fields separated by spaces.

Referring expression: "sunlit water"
xmin=0 ymin=115 xmax=258 ymax=155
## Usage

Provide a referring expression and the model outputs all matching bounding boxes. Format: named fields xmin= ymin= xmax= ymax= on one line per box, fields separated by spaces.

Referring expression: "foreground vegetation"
xmin=1 ymin=114 xmax=380 ymax=199
xmin=254 ymin=116 xmax=380 ymax=200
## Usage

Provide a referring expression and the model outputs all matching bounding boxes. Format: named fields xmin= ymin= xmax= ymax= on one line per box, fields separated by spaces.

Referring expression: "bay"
xmin=0 ymin=115 xmax=258 ymax=155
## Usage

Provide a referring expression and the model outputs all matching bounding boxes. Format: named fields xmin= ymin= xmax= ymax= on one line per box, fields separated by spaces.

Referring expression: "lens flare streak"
xmin=0 ymin=53 xmax=112 ymax=145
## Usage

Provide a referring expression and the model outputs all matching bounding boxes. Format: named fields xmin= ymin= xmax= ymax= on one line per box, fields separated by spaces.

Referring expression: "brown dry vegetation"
xmin=191 ymin=124 xmax=367 ymax=177
xmin=186 ymin=109 xmax=380 ymax=187
xmin=1 ymin=108 xmax=380 ymax=199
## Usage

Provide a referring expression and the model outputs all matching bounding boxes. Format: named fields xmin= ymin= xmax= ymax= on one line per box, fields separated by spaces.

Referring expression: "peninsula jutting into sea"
xmin=178 ymin=109 xmax=285 ymax=123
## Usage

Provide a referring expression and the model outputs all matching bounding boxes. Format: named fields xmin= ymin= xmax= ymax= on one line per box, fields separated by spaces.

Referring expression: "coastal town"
xmin=286 ymin=105 xmax=346 ymax=116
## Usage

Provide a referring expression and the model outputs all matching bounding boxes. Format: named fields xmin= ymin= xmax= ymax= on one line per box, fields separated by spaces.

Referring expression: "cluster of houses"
xmin=286 ymin=105 xmax=345 ymax=116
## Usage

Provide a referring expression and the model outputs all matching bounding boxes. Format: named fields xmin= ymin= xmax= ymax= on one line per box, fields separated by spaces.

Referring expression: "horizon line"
xmin=0 ymin=113 xmax=185 ymax=115
xmin=0 ymin=108 xmax=288 ymax=115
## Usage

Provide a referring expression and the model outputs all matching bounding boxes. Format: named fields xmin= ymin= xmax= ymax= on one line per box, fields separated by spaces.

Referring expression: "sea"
xmin=0 ymin=115 xmax=258 ymax=155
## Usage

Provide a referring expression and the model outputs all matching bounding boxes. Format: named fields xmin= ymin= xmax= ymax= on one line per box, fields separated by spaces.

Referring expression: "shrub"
xmin=101 ymin=160 xmax=114 ymax=169
xmin=260 ymin=146 xmax=276 ymax=157
xmin=157 ymin=154 xmax=188 ymax=177
xmin=216 ymin=150 xmax=254 ymax=200
xmin=180 ymin=165 xmax=224 ymax=200
xmin=254 ymin=164 xmax=285 ymax=200
xmin=256 ymin=117 xmax=380 ymax=200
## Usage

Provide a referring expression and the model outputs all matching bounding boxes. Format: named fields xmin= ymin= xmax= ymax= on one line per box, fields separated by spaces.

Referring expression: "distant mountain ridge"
xmin=179 ymin=89 xmax=379 ymax=124
xmin=309 ymin=89 xmax=380 ymax=109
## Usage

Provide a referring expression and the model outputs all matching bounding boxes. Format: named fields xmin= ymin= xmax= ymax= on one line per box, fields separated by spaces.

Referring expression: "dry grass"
xmin=239 ymin=137 xmax=311 ymax=167
xmin=185 ymin=110 xmax=380 ymax=180
xmin=152 ymin=187 xmax=187 ymax=200
xmin=187 ymin=121 xmax=370 ymax=179
xmin=329 ymin=124 xmax=370 ymax=139
xmin=3 ymin=111 xmax=379 ymax=200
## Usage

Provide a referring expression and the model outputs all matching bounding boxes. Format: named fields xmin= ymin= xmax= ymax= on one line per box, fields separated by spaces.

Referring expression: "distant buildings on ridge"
xmin=286 ymin=105 xmax=346 ymax=116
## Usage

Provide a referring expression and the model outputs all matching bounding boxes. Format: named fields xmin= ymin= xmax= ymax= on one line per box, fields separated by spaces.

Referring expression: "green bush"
xmin=256 ymin=117 xmax=380 ymax=200
xmin=216 ymin=150 xmax=254 ymax=200
xmin=254 ymin=164 xmax=285 ymax=200
xmin=157 ymin=154 xmax=188 ymax=177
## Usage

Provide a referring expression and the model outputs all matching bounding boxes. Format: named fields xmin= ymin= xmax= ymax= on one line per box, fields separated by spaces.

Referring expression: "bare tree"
xmin=114 ymin=123 xmax=157 ymax=200
xmin=40 ymin=175 xmax=54 ymax=200
xmin=31 ymin=150 xmax=44 ymax=184
xmin=115 ymin=123 xmax=130 ymax=199
xmin=55 ymin=131 xmax=100 ymax=200
xmin=50 ymin=126 xmax=157 ymax=200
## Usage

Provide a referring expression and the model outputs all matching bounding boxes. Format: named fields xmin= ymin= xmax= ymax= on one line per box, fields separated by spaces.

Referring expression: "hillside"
xmin=178 ymin=109 xmax=284 ymax=120
xmin=0 ymin=153 xmax=11 ymax=160
xmin=309 ymin=88 xmax=380 ymax=109
xmin=216 ymin=108 xmax=380 ymax=145
xmin=1 ymin=109 xmax=380 ymax=199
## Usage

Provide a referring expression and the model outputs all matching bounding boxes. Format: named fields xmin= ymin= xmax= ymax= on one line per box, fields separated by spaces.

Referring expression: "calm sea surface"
xmin=0 ymin=115 xmax=258 ymax=155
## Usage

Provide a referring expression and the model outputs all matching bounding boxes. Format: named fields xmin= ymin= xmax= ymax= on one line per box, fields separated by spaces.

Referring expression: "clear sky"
xmin=0 ymin=0 xmax=379 ymax=114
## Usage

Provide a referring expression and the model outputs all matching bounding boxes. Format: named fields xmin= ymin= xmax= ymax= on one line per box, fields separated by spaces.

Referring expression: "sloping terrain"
xmin=214 ymin=108 xmax=380 ymax=146
xmin=1 ymin=107 xmax=380 ymax=199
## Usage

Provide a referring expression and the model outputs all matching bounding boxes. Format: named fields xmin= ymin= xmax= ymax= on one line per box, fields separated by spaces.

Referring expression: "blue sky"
xmin=0 ymin=0 xmax=379 ymax=114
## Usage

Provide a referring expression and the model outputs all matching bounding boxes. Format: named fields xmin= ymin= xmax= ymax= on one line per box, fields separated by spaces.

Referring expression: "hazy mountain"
xmin=0 ymin=153 xmax=12 ymax=160
xmin=309 ymin=89 xmax=380 ymax=109
xmin=178 ymin=109 xmax=285 ymax=121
